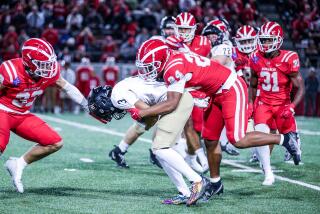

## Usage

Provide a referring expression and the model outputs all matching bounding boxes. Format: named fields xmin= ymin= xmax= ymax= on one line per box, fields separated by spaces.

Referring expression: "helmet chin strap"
xmin=25 ymin=66 xmax=41 ymax=81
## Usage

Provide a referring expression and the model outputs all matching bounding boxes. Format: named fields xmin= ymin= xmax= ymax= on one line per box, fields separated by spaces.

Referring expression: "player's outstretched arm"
xmin=55 ymin=76 xmax=89 ymax=112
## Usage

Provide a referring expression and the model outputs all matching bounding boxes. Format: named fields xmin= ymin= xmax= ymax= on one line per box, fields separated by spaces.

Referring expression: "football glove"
xmin=280 ymin=103 xmax=295 ymax=119
xmin=127 ymin=108 xmax=142 ymax=121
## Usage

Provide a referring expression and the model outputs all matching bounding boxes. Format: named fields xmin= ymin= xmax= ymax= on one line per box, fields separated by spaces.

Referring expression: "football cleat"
xmin=161 ymin=193 xmax=189 ymax=205
xmin=5 ymin=157 xmax=24 ymax=193
xmin=108 ymin=145 xmax=129 ymax=168
xmin=201 ymin=179 xmax=224 ymax=202
xmin=282 ymin=132 xmax=301 ymax=165
xmin=284 ymin=150 xmax=292 ymax=162
xmin=186 ymin=177 xmax=209 ymax=206
xmin=262 ymin=171 xmax=275 ymax=186
xmin=149 ymin=149 xmax=162 ymax=169
xmin=221 ymin=142 xmax=240 ymax=156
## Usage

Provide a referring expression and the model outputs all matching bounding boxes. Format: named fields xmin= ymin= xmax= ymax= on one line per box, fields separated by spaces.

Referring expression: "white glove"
xmin=193 ymin=97 xmax=210 ymax=108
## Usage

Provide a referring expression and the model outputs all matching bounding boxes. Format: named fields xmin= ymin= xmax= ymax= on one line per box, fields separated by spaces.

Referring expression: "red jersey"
xmin=185 ymin=35 xmax=211 ymax=57
xmin=163 ymin=51 xmax=235 ymax=96
xmin=0 ymin=58 xmax=60 ymax=113
xmin=232 ymin=48 xmax=252 ymax=85
xmin=250 ymin=50 xmax=300 ymax=105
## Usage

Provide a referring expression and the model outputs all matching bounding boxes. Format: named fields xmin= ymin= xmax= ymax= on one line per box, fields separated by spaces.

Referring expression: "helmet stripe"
xmin=32 ymin=38 xmax=54 ymax=55
xmin=140 ymin=45 xmax=168 ymax=62
xmin=3 ymin=61 xmax=13 ymax=82
xmin=7 ymin=60 xmax=18 ymax=79
xmin=267 ymin=23 xmax=278 ymax=34
xmin=22 ymin=46 xmax=51 ymax=58
xmin=186 ymin=14 xmax=193 ymax=25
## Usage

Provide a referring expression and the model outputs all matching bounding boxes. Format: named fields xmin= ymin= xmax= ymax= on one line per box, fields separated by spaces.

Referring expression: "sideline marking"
xmin=39 ymin=115 xmax=320 ymax=192
xmin=80 ymin=158 xmax=95 ymax=163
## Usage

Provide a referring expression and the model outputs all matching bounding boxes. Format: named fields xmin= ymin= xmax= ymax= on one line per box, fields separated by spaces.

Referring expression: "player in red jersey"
xmin=249 ymin=22 xmax=304 ymax=185
xmin=126 ymin=38 xmax=300 ymax=203
xmin=166 ymin=12 xmax=211 ymax=172
xmin=0 ymin=38 xmax=90 ymax=193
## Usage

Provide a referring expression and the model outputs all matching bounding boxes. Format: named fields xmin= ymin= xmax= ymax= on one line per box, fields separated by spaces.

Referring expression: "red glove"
xmin=280 ymin=104 xmax=295 ymax=119
xmin=165 ymin=35 xmax=184 ymax=49
xmin=89 ymin=112 xmax=108 ymax=124
xmin=234 ymin=57 xmax=248 ymax=67
xmin=247 ymin=102 xmax=253 ymax=119
xmin=127 ymin=108 xmax=142 ymax=121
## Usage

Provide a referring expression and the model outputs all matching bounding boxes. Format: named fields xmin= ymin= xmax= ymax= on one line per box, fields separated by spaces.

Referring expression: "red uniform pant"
xmin=0 ymin=110 xmax=62 ymax=153
xmin=202 ymin=77 xmax=248 ymax=144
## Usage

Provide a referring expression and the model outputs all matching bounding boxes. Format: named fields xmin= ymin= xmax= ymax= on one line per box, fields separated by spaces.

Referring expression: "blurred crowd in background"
xmin=0 ymin=0 xmax=319 ymax=116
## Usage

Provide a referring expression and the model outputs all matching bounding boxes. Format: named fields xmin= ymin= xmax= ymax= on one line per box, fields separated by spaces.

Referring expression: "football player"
xmin=89 ymin=79 xmax=209 ymax=206
xmin=249 ymin=21 xmax=305 ymax=185
xmin=0 ymin=38 xmax=91 ymax=193
xmin=202 ymin=19 xmax=240 ymax=156
xmin=129 ymin=38 xmax=301 ymax=202
xmin=166 ymin=12 xmax=211 ymax=172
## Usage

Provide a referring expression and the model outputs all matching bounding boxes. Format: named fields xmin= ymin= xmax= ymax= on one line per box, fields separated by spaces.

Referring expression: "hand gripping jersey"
xmin=250 ymin=50 xmax=300 ymax=105
xmin=163 ymin=51 xmax=236 ymax=96
xmin=0 ymin=58 xmax=60 ymax=114
xmin=111 ymin=77 xmax=167 ymax=110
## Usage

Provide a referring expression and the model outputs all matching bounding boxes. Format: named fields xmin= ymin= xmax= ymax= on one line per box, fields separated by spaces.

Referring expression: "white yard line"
xmin=39 ymin=115 xmax=320 ymax=192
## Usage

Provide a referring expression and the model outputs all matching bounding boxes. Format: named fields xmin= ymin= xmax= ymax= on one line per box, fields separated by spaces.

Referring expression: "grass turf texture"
xmin=0 ymin=114 xmax=319 ymax=214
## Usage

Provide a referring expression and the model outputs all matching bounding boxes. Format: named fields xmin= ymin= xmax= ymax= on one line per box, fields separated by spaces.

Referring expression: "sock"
xmin=195 ymin=148 xmax=208 ymax=169
xmin=279 ymin=134 xmax=288 ymax=145
xmin=219 ymin=127 xmax=228 ymax=147
xmin=209 ymin=177 xmax=221 ymax=183
xmin=155 ymin=148 xmax=202 ymax=183
xmin=17 ymin=156 xmax=28 ymax=170
xmin=254 ymin=124 xmax=272 ymax=174
xmin=118 ymin=140 xmax=129 ymax=153
xmin=256 ymin=146 xmax=272 ymax=174
xmin=157 ymin=157 xmax=191 ymax=197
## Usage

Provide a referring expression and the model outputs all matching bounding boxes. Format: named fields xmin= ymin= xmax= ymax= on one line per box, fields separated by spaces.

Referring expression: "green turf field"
xmin=0 ymin=114 xmax=319 ymax=214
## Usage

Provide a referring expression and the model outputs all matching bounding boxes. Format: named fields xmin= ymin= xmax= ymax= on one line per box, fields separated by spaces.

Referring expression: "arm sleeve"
xmin=287 ymin=52 xmax=300 ymax=74
xmin=62 ymin=81 xmax=89 ymax=112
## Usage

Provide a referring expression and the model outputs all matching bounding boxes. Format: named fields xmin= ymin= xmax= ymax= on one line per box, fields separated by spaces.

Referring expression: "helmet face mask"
xmin=235 ymin=37 xmax=257 ymax=53
xmin=136 ymin=60 xmax=161 ymax=82
xmin=175 ymin=26 xmax=196 ymax=42
xmin=32 ymin=55 xmax=58 ymax=78
xmin=258 ymin=35 xmax=283 ymax=53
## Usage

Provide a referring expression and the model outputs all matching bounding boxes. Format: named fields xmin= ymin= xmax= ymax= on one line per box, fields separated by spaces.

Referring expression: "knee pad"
xmin=255 ymin=124 xmax=270 ymax=133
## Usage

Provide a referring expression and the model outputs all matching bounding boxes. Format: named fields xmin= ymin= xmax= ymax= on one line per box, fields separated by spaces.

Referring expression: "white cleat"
xmin=262 ymin=172 xmax=275 ymax=186
xmin=5 ymin=157 xmax=24 ymax=193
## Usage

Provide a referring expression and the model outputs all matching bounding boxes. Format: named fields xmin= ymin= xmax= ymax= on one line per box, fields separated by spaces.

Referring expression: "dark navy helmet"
xmin=160 ymin=16 xmax=176 ymax=38
xmin=88 ymin=86 xmax=126 ymax=122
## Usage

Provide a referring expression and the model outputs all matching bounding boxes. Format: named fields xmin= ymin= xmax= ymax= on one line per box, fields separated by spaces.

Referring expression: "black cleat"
xmin=282 ymin=132 xmax=301 ymax=165
xmin=149 ymin=149 xmax=162 ymax=169
xmin=221 ymin=142 xmax=240 ymax=156
xmin=201 ymin=179 xmax=224 ymax=202
xmin=108 ymin=145 xmax=129 ymax=168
